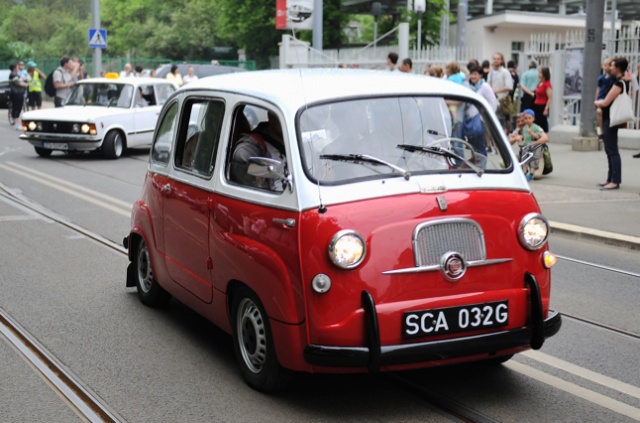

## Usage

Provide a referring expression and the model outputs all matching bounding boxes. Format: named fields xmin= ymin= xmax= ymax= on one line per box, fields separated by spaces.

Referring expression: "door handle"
xmin=273 ymin=218 xmax=296 ymax=228
xmin=162 ymin=183 xmax=171 ymax=194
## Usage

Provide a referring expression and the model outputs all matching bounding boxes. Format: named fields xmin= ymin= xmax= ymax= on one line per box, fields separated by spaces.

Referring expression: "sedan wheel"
xmin=103 ymin=131 xmax=124 ymax=159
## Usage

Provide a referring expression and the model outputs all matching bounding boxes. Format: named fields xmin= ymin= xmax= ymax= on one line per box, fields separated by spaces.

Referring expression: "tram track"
xmin=0 ymin=309 xmax=125 ymax=423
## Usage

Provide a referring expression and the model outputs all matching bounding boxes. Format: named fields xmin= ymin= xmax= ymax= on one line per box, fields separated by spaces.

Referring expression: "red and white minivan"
xmin=124 ymin=69 xmax=561 ymax=392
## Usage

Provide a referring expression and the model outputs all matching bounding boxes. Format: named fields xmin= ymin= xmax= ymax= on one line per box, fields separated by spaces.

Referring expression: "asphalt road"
xmin=0 ymin=116 xmax=639 ymax=422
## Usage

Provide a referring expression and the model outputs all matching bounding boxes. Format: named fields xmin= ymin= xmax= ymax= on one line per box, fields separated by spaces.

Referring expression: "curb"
xmin=550 ymin=220 xmax=640 ymax=251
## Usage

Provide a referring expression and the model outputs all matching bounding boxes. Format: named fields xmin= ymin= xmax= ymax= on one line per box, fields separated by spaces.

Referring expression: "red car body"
xmin=125 ymin=69 xmax=560 ymax=391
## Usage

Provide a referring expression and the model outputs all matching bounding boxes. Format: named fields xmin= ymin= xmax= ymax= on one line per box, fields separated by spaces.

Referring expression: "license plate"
xmin=42 ymin=142 xmax=68 ymax=150
xmin=403 ymin=300 xmax=508 ymax=338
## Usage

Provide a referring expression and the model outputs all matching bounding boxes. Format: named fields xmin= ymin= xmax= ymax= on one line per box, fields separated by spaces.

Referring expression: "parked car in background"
xmin=0 ymin=70 xmax=11 ymax=109
xmin=19 ymin=76 xmax=177 ymax=159
xmin=124 ymin=69 xmax=561 ymax=392
xmin=154 ymin=63 xmax=245 ymax=81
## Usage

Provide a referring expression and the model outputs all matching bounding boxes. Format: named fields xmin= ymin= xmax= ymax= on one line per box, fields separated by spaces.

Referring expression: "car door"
xmin=129 ymin=83 xmax=165 ymax=148
xmin=162 ymin=97 xmax=225 ymax=304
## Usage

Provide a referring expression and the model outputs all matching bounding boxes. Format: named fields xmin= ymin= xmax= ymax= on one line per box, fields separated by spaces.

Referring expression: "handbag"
xmin=499 ymin=95 xmax=516 ymax=117
xmin=609 ymin=80 xmax=635 ymax=127
xmin=462 ymin=113 xmax=484 ymax=138
xmin=542 ymin=144 xmax=553 ymax=175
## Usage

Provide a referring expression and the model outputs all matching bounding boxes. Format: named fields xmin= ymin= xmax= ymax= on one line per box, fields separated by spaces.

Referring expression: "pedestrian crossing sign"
xmin=89 ymin=28 xmax=107 ymax=49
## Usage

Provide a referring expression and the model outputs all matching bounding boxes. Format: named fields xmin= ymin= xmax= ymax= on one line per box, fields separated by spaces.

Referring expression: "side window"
xmin=151 ymin=101 xmax=179 ymax=164
xmin=156 ymin=84 xmax=176 ymax=106
xmin=137 ymin=84 xmax=155 ymax=106
xmin=175 ymin=99 xmax=224 ymax=177
xmin=226 ymin=104 xmax=286 ymax=192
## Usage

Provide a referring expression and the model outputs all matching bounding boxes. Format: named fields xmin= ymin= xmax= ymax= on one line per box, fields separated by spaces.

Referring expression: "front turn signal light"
xmin=543 ymin=251 xmax=557 ymax=269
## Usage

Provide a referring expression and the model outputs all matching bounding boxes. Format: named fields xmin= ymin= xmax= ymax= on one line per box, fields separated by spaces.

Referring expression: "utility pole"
xmin=456 ymin=0 xmax=467 ymax=61
xmin=312 ymin=0 xmax=323 ymax=63
xmin=579 ymin=0 xmax=605 ymax=137
xmin=91 ymin=0 xmax=101 ymax=77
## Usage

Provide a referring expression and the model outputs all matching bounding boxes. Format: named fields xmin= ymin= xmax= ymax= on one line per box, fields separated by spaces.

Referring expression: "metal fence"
xmin=0 ymin=57 xmax=256 ymax=77
xmin=525 ymin=24 xmax=640 ymax=130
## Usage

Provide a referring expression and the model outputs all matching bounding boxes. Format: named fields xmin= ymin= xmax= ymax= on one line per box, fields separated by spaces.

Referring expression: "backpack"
xmin=44 ymin=70 xmax=57 ymax=97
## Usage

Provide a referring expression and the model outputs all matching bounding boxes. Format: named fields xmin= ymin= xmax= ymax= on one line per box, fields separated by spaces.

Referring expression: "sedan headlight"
xmin=518 ymin=213 xmax=549 ymax=250
xmin=328 ymin=230 xmax=366 ymax=269
xmin=27 ymin=121 xmax=38 ymax=131
xmin=81 ymin=124 xmax=91 ymax=134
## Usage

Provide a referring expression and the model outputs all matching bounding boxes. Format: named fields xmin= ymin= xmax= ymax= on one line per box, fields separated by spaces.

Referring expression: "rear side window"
xmin=156 ymin=84 xmax=176 ymax=106
xmin=175 ymin=99 xmax=225 ymax=177
xmin=151 ymin=101 xmax=178 ymax=164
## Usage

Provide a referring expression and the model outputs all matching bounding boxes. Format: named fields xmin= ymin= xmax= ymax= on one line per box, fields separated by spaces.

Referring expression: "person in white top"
xmin=183 ymin=66 xmax=199 ymax=84
xmin=487 ymin=52 xmax=514 ymax=134
xmin=120 ymin=63 xmax=134 ymax=78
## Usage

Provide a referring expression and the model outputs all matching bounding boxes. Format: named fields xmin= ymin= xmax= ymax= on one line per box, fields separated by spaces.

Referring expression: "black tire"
xmin=134 ymin=237 xmax=171 ymax=307
xmin=34 ymin=147 xmax=52 ymax=157
xmin=103 ymin=130 xmax=124 ymax=159
xmin=231 ymin=287 xmax=291 ymax=392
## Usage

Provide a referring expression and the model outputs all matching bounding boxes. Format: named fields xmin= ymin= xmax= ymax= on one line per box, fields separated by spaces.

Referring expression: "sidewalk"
xmin=529 ymin=142 xmax=640 ymax=249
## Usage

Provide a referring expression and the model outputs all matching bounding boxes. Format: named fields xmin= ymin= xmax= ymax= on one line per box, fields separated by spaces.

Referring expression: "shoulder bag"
xmin=609 ymin=80 xmax=635 ymax=127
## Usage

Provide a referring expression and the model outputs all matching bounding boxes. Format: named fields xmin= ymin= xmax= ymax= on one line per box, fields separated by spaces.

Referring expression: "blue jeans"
xmin=603 ymin=119 xmax=621 ymax=184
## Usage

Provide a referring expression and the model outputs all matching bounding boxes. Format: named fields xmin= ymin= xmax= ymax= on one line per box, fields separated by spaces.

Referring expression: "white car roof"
xmin=178 ymin=68 xmax=481 ymax=109
xmin=80 ymin=77 xmax=175 ymax=86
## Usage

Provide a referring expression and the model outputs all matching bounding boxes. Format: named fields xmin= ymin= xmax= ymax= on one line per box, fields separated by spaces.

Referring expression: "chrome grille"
xmin=413 ymin=219 xmax=486 ymax=267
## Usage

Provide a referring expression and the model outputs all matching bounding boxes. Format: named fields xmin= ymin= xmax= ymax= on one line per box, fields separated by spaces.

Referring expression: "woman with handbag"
xmin=532 ymin=66 xmax=552 ymax=132
xmin=594 ymin=57 xmax=630 ymax=190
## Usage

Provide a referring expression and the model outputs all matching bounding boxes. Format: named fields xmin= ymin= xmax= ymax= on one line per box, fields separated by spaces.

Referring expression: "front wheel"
xmin=103 ymin=131 xmax=124 ymax=159
xmin=231 ymin=287 xmax=291 ymax=392
xmin=134 ymin=237 xmax=171 ymax=307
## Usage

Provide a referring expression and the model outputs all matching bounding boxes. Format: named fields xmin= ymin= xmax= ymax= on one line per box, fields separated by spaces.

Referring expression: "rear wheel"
xmin=34 ymin=147 xmax=52 ymax=157
xmin=231 ymin=287 xmax=291 ymax=392
xmin=134 ymin=237 xmax=171 ymax=307
xmin=103 ymin=131 xmax=124 ymax=159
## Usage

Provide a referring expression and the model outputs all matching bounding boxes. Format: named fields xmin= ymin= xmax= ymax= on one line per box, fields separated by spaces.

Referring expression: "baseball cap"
xmin=26 ymin=61 xmax=37 ymax=67
xmin=523 ymin=109 xmax=535 ymax=117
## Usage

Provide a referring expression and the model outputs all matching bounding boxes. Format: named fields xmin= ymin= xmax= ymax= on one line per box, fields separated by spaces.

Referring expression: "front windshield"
xmin=299 ymin=96 xmax=511 ymax=184
xmin=66 ymin=82 xmax=133 ymax=108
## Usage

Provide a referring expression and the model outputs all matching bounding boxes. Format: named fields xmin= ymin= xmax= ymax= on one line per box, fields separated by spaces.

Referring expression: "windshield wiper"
xmin=396 ymin=144 xmax=484 ymax=177
xmin=319 ymin=153 xmax=411 ymax=180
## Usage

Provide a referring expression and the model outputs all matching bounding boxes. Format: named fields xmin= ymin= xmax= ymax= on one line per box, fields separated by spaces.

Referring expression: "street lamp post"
xmin=415 ymin=0 xmax=426 ymax=53
xmin=372 ymin=2 xmax=381 ymax=54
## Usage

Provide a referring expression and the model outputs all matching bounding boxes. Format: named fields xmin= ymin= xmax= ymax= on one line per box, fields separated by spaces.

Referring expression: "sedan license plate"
xmin=403 ymin=300 xmax=508 ymax=338
xmin=43 ymin=142 xmax=68 ymax=150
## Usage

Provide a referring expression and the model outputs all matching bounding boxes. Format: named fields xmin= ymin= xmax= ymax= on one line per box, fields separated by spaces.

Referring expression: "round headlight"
xmin=518 ymin=213 xmax=549 ymax=250
xmin=72 ymin=123 xmax=80 ymax=133
xmin=328 ymin=230 xmax=366 ymax=269
xmin=28 ymin=121 xmax=37 ymax=131
xmin=81 ymin=124 xmax=91 ymax=134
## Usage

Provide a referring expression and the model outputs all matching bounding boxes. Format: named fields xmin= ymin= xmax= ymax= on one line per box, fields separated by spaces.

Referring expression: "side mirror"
xmin=247 ymin=157 xmax=284 ymax=179
xmin=247 ymin=157 xmax=293 ymax=192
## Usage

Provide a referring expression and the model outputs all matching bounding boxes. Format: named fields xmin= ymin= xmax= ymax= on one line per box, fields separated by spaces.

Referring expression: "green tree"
xmin=216 ymin=0 xmax=281 ymax=69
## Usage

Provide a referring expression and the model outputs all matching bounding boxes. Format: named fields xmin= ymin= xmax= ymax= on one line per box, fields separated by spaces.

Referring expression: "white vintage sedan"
xmin=19 ymin=76 xmax=177 ymax=159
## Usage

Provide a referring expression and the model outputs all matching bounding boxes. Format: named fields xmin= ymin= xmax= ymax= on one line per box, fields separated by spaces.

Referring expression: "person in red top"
xmin=533 ymin=66 xmax=552 ymax=132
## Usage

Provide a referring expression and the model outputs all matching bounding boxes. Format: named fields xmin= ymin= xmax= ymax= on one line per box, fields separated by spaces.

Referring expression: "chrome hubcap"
xmin=237 ymin=298 xmax=267 ymax=374
xmin=136 ymin=242 xmax=153 ymax=293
